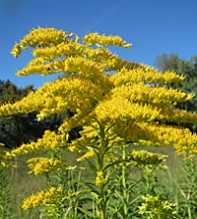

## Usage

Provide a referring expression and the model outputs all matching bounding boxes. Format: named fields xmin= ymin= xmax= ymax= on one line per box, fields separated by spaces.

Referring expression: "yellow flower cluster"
xmin=0 ymin=91 xmax=40 ymax=117
xmin=0 ymin=146 xmax=8 ymax=168
xmin=36 ymin=77 xmax=103 ymax=119
xmin=95 ymin=170 xmax=106 ymax=187
xmin=16 ymin=58 xmax=62 ymax=76
xmin=124 ymin=122 xmax=197 ymax=155
xmin=33 ymin=41 xmax=83 ymax=58
xmin=0 ymin=154 xmax=7 ymax=168
xmin=64 ymin=56 xmax=103 ymax=76
xmin=83 ymin=32 xmax=132 ymax=48
xmin=0 ymin=90 xmax=50 ymax=118
xmin=27 ymin=157 xmax=63 ymax=175
xmin=110 ymin=68 xmax=185 ymax=86
xmin=159 ymin=107 xmax=197 ymax=124
xmin=6 ymin=130 xmax=65 ymax=158
xmin=94 ymin=96 xmax=161 ymax=123
xmin=77 ymin=149 xmax=96 ymax=161
xmin=84 ymin=47 xmax=113 ymax=60
xmin=112 ymin=84 xmax=192 ymax=106
xmin=0 ymin=76 xmax=104 ymax=121
xmin=63 ymin=57 xmax=113 ymax=89
xmin=21 ymin=186 xmax=63 ymax=209
xmin=0 ymin=161 xmax=6 ymax=168
xmin=10 ymin=43 xmax=22 ymax=58
xmin=80 ymin=125 xmax=98 ymax=138
xmin=11 ymin=27 xmax=69 ymax=57
xmin=138 ymin=195 xmax=176 ymax=218
xmin=102 ymin=55 xmax=143 ymax=71
xmin=130 ymin=150 xmax=167 ymax=166
xmin=33 ymin=41 xmax=113 ymax=62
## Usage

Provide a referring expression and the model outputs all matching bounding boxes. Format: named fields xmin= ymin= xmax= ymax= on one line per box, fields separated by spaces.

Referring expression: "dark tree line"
xmin=0 ymin=80 xmax=81 ymax=148
xmin=0 ymin=80 xmax=61 ymax=148
xmin=156 ymin=54 xmax=197 ymax=132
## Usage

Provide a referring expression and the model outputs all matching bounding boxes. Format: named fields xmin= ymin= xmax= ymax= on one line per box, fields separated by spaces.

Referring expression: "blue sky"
xmin=0 ymin=0 xmax=197 ymax=88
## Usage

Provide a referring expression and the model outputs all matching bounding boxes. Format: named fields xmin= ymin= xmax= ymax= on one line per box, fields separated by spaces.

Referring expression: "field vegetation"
xmin=1 ymin=28 xmax=197 ymax=219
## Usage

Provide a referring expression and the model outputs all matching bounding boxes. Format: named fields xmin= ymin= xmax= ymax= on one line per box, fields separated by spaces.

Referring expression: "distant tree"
xmin=155 ymin=54 xmax=197 ymax=112
xmin=156 ymin=54 xmax=181 ymax=72
xmin=0 ymin=80 xmax=33 ymax=104
xmin=0 ymin=81 xmax=58 ymax=148
xmin=0 ymin=80 xmax=78 ymax=148
xmin=0 ymin=80 xmax=36 ymax=148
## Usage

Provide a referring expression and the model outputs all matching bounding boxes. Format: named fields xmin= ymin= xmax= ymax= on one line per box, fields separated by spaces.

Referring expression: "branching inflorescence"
xmin=1 ymin=27 xmax=197 ymax=218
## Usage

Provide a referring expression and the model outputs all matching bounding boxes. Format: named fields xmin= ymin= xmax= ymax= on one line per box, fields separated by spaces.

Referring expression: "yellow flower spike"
xmin=21 ymin=186 xmax=64 ymax=209
xmin=110 ymin=68 xmax=185 ymax=86
xmin=11 ymin=27 xmax=70 ymax=57
xmin=0 ymin=161 xmax=6 ymax=168
xmin=159 ymin=107 xmax=197 ymax=124
xmin=111 ymin=83 xmax=192 ymax=106
xmin=27 ymin=157 xmax=63 ymax=175
xmin=120 ymin=122 xmax=197 ymax=155
xmin=84 ymin=32 xmax=132 ymax=48
xmin=64 ymin=56 xmax=104 ymax=76
xmin=0 ymin=76 xmax=104 ymax=120
xmin=16 ymin=59 xmax=63 ymax=76
xmin=5 ymin=130 xmax=65 ymax=158
xmin=77 ymin=149 xmax=96 ymax=162
xmin=130 ymin=150 xmax=167 ymax=166
xmin=10 ymin=43 xmax=22 ymax=57
xmin=94 ymin=96 xmax=161 ymax=123
xmin=33 ymin=41 xmax=83 ymax=58
xmin=138 ymin=195 xmax=176 ymax=218
xmin=79 ymin=125 xmax=98 ymax=138
xmin=33 ymin=40 xmax=114 ymax=67
xmin=84 ymin=47 xmax=113 ymax=60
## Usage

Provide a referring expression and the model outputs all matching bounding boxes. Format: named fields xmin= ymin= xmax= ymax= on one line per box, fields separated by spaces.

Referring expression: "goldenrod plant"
xmin=138 ymin=195 xmax=177 ymax=219
xmin=1 ymin=27 xmax=197 ymax=218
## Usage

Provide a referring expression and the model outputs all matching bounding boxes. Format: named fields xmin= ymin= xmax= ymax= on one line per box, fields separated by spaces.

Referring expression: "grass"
xmin=3 ymin=147 xmax=185 ymax=218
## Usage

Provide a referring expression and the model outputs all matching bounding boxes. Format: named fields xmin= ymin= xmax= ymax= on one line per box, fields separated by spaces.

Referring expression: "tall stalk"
xmin=96 ymin=123 xmax=107 ymax=219
xmin=121 ymin=144 xmax=129 ymax=218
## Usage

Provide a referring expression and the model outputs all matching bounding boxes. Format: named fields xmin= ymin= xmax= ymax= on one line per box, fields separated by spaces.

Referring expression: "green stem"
xmin=185 ymin=158 xmax=194 ymax=219
xmin=188 ymin=205 xmax=192 ymax=219
xmin=96 ymin=123 xmax=107 ymax=219
xmin=122 ymin=144 xmax=128 ymax=218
